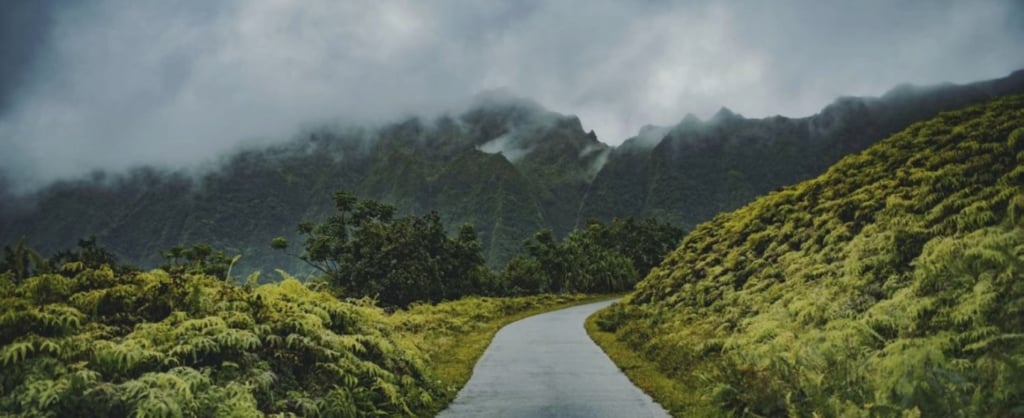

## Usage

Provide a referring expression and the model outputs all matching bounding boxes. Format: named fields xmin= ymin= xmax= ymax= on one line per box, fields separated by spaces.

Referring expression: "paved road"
xmin=437 ymin=299 xmax=670 ymax=418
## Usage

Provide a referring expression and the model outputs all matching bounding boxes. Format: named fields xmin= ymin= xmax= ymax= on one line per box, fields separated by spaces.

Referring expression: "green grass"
xmin=585 ymin=306 xmax=713 ymax=417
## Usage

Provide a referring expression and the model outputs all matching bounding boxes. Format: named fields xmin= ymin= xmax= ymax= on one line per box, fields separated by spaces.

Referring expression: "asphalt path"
xmin=437 ymin=299 xmax=670 ymax=418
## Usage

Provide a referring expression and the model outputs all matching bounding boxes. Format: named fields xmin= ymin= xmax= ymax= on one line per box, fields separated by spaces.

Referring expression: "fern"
xmin=2 ymin=341 xmax=35 ymax=366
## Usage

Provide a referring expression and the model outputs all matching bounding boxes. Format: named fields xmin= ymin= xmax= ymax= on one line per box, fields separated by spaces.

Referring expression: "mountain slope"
xmin=597 ymin=96 xmax=1024 ymax=416
xmin=0 ymin=100 xmax=599 ymax=273
xmin=582 ymin=69 xmax=1024 ymax=230
xmin=2 ymin=71 xmax=1023 ymax=274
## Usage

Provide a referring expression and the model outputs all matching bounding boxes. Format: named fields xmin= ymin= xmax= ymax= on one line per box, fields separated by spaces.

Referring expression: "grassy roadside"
xmin=585 ymin=305 xmax=712 ymax=418
xmin=392 ymin=293 xmax=624 ymax=416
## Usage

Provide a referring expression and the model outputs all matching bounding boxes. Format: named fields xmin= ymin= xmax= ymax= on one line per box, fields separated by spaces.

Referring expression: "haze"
xmin=1 ymin=0 xmax=1022 ymax=190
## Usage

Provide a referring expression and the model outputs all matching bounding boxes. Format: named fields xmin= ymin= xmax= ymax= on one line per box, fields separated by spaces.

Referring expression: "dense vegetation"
xmin=3 ymin=71 xmax=1021 ymax=273
xmin=270 ymin=192 xmax=496 ymax=306
xmin=0 ymin=182 xmax=675 ymax=415
xmin=596 ymin=96 xmax=1024 ymax=416
xmin=503 ymin=218 xmax=683 ymax=295
xmin=0 ymin=246 xmax=599 ymax=417
xmin=266 ymin=190 xmax=680 ymax=305
xmin=0 ymin=264 xmax=439 ymax=416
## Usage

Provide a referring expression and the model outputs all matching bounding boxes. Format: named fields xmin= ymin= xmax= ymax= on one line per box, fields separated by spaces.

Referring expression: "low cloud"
xmin=477 ymin=132 xmax=532 ymax=163
xmin=1 ymin=0 xmax=1022 ymax=190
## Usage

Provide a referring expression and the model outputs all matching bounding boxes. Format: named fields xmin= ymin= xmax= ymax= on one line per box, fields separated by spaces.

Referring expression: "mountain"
xmin=580 ymin=69 xmax=1024 ymax=230
xmin=596 ymin=96 xmax=1024 ymax=415
xmin=0 ymin=94 xmax=605 ymax=273
xmin=2 ymin=71 xmax=1023 ymax=273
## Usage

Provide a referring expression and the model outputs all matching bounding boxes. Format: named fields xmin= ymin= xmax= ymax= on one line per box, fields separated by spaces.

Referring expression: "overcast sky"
xmin=1 ymin=0 xmax=1023 ymax=190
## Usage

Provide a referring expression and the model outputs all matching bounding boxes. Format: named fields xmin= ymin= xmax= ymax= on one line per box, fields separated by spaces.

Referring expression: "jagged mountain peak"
xmin=461 ymin=89 xmax=567 ymax=129
xmin=679 ymin=113 xmax=702 ymax=125
xmin=710 ymin=106 xmax=742 ymax=122
xmin=626 ymin=124 xmax=672 ymax=149
xmin=5 ymin=69 xmax=1024 ymax=276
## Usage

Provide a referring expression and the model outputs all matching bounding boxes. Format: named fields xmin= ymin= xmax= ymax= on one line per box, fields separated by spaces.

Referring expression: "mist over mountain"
xmin=581 ymin=69 xmax=1024 ymax=229
xmin=2 ymin=0 xmax=1023 ymax=192
xmin=2 ymin=70 xmax=1022 ymax=274
xmin=6 ymin=3 xmax=1024 ymax=417
xmin=0 ymin=92 xmax=605 ymax=272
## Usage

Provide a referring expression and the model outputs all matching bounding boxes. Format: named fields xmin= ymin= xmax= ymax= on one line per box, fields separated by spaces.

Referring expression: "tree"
xmin=523 ymin=229 xmax=571 ymax=293
xmin=0 ymin=238 xmax=48 ymax=283
xmin=271 ymin=192 xmax=495 ymax=306
xmin=160 ymin=243 xmax=240 ymax=280
xmin=502 ymin=256 xmax=546 ymax=295
xmin=582 ymin=217 xmax=684 ymax=278
xmin=51 ymin=236 xmax=124 ymax=274
xmin=501 ymin=217 xmax=681 ymax=294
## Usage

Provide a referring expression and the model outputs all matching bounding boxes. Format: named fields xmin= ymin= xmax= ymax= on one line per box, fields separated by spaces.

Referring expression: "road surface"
xmin=437 ymin=299 xmax=670 ymax=418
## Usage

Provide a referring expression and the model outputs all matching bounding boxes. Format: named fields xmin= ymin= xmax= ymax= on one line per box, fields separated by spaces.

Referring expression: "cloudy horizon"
xmin=2 ymin=0 xmax=1023 ymax=190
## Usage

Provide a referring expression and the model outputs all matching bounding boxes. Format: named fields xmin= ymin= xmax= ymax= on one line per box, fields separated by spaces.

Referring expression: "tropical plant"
xmin=1 ymin=238 xmax=49 ymax=284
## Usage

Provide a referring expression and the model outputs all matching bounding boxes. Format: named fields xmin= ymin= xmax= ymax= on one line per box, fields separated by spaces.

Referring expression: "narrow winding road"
xmin=437 ymin=299 xmax=670 ymax=418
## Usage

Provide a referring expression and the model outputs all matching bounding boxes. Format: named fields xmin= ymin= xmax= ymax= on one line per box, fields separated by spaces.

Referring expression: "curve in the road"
xmin=437 ymin=299 xmax=669 ymax=418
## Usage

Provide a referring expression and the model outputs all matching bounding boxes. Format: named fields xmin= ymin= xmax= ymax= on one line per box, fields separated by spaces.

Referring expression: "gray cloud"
xmin=0 ymin=0 xmax=56 ymax=115
xmin=1 ymin=0 xmax=1022 ymax=191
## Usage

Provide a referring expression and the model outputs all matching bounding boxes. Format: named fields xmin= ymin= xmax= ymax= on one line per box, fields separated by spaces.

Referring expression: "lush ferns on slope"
xmin=0 ymin=267 xmax=441 ymax=417
xmin=0 ymin=259 xmax=597 ymax=417
xmin=598 ymin=96 xmax=1024 ymax=416
xmin=1 ymin=264 xmax=444 ymax=418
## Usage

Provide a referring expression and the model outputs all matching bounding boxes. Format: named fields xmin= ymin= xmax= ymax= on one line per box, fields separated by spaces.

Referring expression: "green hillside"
xmin=2 ymin=71 xmax=1022 ymax=275
xmin=0 ymin=104 xmax=587 ymax=273
xmin=596 ymin=96 xmax=1024 ymax=416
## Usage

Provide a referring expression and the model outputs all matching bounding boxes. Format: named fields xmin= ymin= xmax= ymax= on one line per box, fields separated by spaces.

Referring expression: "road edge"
xmin=585 ymin=305 xmax=702 ymax=418
xmin=426 ymin=293 xmax=626 ymax=416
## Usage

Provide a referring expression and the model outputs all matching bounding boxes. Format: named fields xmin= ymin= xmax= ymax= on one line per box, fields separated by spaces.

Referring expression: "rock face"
xmin=2 ymin=70 xmax=1023 ymax=273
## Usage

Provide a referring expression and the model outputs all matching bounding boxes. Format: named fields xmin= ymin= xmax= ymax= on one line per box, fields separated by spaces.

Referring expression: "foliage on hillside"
xmin=0 ymin=101 xmax=595 ymax=273
xmin=597 ymin=96 xmax=1024 ymax=416
xmin=5 ymin=71 xmax=1022 ymax=275
xmin=0 ymin=265 xmax=440 ymax=417
xmin=581 ymin=69 xmax=1024 ymax=230
xmin=0 ymin=249 xmax=598 ymax=417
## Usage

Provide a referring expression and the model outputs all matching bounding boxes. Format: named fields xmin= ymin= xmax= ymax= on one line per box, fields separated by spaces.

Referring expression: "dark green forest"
xmin=2 ymin=71 xmax=1021 ymax=274
xmin=597 ymin=96 xmax=1024 ymax=416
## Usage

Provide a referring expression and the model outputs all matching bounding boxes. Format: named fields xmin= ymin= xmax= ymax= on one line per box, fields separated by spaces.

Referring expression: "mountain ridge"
xmin=578 ymin=68 xmax=1024 ymax=229
xmin=2 ymin=69 xmax=1023 ymax=273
